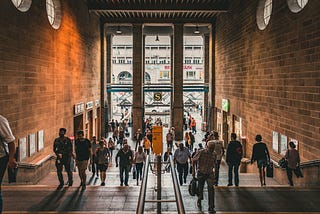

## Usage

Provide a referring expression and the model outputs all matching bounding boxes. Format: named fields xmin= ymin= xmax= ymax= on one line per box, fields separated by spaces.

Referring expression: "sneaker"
xmin=81 ymin=185 xmax=86 ymax=190
xmin=101 ymin=182 xmax=105 ymax=186
xmin=227 ymin=184 xmax=233 ymax=186
xmin=57 ymin=184 xmax=63 ymax=190
xmin=208 ymin=207 xmax=216 ymax=214
xmin=125 ymin=183 xmax=129 ymax=186
xmin=120 ymin=183 xmax=123 ymax=186
xmin=197 ymin=199 xmax=202 ymax=208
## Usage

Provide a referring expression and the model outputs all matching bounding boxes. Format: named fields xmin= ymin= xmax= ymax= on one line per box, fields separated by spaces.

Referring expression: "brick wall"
xmin=215 ymin=0 xmax=320 ymax=161
xmin=0 ymin=0 xmax=101 ymax=162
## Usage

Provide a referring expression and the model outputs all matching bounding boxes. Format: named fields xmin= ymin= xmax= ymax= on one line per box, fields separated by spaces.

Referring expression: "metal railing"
xmin=136 ymin=155 xmax=185 ymax=214
xmin=137 ymin=155 xmax=150 ymax=214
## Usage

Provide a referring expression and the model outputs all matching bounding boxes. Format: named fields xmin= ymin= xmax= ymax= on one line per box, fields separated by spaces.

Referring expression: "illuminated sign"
xmin=154 ymin=92 xmax=162 ymax=101
xmin=222 ymin=99 xmax=230 ymax=112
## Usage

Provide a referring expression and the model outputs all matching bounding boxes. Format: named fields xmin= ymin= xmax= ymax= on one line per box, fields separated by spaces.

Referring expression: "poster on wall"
xmin=28 ymin=133 xmax=37 ymax=156
xmin=18 ymin=137 xmax=27 ymax=162
xmin=272 ymin=131 xmax=279 ymax=153
xmin=280 ymin=134 xmax=288 ymax=155
xmin=38 ymin=130 xmax=44 ymax=151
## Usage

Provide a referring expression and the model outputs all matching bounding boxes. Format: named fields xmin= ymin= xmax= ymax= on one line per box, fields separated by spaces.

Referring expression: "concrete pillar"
xmin=207 ymin=23 xmax=216 ymax=131
xmin=100 ymin=21 xmax=107 ymax=137
xmin=203 ymin=34 xmax=210 ymax=131
xmin=172 ymin=23 xmax=184 ymax=141
xmin=106 ymin=34 xmax=112 ymax=133
xmin=132 ymin=23 xmax=143 ymax=136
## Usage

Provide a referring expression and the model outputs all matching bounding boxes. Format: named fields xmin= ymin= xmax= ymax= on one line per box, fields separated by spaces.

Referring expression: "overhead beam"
xmin=87 ymin=2 xmax=230 ymax=12
xmin=99 ymin=16 xmax=216 ymax=24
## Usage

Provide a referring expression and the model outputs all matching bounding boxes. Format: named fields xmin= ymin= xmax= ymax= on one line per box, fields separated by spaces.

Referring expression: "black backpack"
xmin=188 ymin=177 xmax=198 ymax=196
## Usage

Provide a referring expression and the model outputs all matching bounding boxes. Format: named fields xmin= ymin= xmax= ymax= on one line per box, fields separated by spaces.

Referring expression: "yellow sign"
xmin=152 ymin=126 xmax=163 ymax=155
xmin=154 ymin=92 xmax=162 ymax=101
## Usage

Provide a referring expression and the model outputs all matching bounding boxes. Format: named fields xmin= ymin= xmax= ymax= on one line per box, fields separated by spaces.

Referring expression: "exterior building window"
xmin=11 ymin=0 xmax=32 ymax=12
xmin=186 ymin=71 xmax=196 ymax=79
xmin=185 ymin=57 xmax=192 ymax=64
xmin=118 ymin=71 xmax=132 ymax=84
xmin=193 ymin=58 xmax=201 ymax=64
xmin=257 ymin=0 xmax=273 ymax=30
xmin=46 ymin=0 xmax=62 ymax=29
xmin=160 ymin=71 xmax=170 ymax=79
xmin=126 ymin=57 xmax=132 ymax=64
xmin=287 ymin=0 xmax=308 ymax=13
xmin=118 ymin=57 xmax=125 ymax=64
xmin=194 ymin=46 xmax=202 ymax=50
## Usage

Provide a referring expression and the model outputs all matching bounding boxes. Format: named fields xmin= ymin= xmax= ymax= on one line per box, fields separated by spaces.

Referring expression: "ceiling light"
xmin=116 ymin=26 xmax=122 ymax=34
xmin=194 ymin=26 xmax=200 ymax=34
xmin=155 ymin=35 xmax=159 ymax=41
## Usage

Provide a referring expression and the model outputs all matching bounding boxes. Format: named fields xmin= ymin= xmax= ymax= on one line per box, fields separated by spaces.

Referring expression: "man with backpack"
xmin=226 ymin=133 xmax=243 ymax=186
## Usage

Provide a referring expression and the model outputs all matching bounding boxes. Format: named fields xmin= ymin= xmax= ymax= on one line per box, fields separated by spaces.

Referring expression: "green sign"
xmin=222 ymin=99 xmax=230 ymax=112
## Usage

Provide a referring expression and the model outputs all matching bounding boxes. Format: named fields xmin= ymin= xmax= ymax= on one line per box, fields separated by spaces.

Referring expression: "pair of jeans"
xmin=197 ymin=172 xmax=215 ymax=210
xmin=176 ymin=162 xmax=188 ymax=185
xmin=91 ymin=155 xmax=98 ymax=176
xmin=119 ymin=165 xmax=130 ymax=185
xmin=0 ymin=155 xmax=9 ymax=213
xmin=286 ymin=167 xmax=294 ymax=186
xmin=228 ymin=162 xmax=240 ymax=186
xmin=55 ymin=159 xmax=73 ymax=185
xmin=135 ymin=162 xmax=143 ymax=181
xmin=215 ymin=160 xmax=222 ymax=185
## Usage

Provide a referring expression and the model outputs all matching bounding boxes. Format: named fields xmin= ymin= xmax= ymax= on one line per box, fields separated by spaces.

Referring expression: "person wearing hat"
xmin=53 ymin=128 xmax=73 ymax=189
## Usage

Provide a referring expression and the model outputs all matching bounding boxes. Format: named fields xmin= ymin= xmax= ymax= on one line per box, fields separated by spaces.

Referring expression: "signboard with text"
xmin=152 ymin=126 xmax=163 ymax=155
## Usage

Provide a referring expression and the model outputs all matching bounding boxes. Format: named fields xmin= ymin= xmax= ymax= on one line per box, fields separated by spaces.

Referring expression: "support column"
xmin=106 ymin=34 xmax=112 ymax=134
xmin=207 ymin=23 xmax=216 ymax=131
xmin=172 ymin=23 xmax=184 ymax=141
xmin=203 ymin=34 xmax=210 ymax=131
xmin=132 ymin=23 xmax=143 ymax=136
xmin=100 ymin=20 xmax=107 ymax=137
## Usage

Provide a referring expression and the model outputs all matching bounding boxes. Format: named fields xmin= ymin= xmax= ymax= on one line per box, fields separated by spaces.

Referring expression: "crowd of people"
xmin=0 ymin=113 xmax=302 ymax=214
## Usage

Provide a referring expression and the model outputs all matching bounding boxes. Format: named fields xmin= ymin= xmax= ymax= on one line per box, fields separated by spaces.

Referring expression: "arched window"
xmin=46 ymin=0 xmax=62 ymax=29
xmin=118 ymin=71 xmax=132 ymax=84
xmin=11 ymin=0 xmax=32 ymax=12
xmin=257 ymin=0 xmax=273 ymax=30
xmin=145 ymin=72 xmax=151 ymax=83
xmin=287 ymin=0 xmax=308 ymax=13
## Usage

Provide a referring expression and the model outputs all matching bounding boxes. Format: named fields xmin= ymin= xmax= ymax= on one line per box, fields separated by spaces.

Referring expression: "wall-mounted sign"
xmin=95 ymin=99 xmax=100 ymax=107
xmin=86 ymin=101 xmax=93 ymax=110
xmin=222 ymin=99 xmax=230 ymax=112
xmin=19 ymin=137 xmax=27 ymax=162
xmin=154 ymin=92 xmax=162 ymax=101
xmin=28 ymin=133 xmax=37 ymax=157
xmin=74 ymin=102 xmax=85 ymax=115
xmin=38 ymin=130 xmax=44 ymax=151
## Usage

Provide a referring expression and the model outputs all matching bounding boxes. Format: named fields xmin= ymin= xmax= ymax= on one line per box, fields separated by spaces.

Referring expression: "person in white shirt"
xmin=212 ymin=132 xmax=225 ymax=186
xmin=0 ymin=115 xmax=17 ymax=213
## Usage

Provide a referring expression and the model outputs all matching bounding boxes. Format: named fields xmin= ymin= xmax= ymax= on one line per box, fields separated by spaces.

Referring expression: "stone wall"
xmin=0 ymin=0 xmax=101 ymax=179
xmin=215 ymin=0 xmax=320 ymax=164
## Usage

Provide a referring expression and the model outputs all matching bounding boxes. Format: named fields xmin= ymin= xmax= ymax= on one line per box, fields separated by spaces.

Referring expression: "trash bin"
xmin=240 ymin=158 xmax=250 ymax=173
xmin=201 ymin=122 xmax=207 ymax=131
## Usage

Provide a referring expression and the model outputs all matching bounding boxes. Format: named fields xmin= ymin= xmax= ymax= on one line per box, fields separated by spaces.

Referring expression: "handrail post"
xmin=157 ymin=155 xmax=162 ymax=214
xmin=136 ymin=155 xmax=150 ymax=214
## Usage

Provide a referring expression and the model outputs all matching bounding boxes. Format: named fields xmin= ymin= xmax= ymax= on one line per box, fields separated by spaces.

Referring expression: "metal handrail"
xmin=169 ymin=155 xmax=186 ymax=214
xmin=136 ymin=155 xmax=150 ymax=214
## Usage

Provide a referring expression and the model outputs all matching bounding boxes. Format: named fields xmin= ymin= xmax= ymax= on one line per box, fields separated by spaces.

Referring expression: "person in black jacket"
xmin=226 ymin=133 xmax=243 ymax=186
xmin=115 ymin=144 xmax=133 ymax=186
xmin=251 ymin=134 xmax=270 ymax=186
xmin=53 ymin=128 xmax=73 ymax=189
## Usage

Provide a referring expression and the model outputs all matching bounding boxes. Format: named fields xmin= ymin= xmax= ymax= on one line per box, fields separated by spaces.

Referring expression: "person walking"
xmin=166 ymin=130 xmax=173 ymax=150
xmin=142 ymin=136 xmax=151 ymax=155
xmin=251 ymin=134 xmax=270 ymax=186
xmin=212 ymin=132 xmax=225 ymax=186
xmin=0 ymin=115 xmax=17 ymax=213
xmin=115 ymin=144 xmax=133 ymax=186
xmin=226 ymin=133 xmax=243 ymax=186
xmin=53 ymin=128 xmax=73 ymax=189
xmin=174 ymin=143 xmax=191 ymax=185
xmin=107 ymin=137 xmax=115 ymax=160
xmin=285 ymin=141 xmax=301 ymax=186
xmin=134 ymin=129 xmax=143 ymax=151
xmin=192 ymin=141 xmax=217 ymax=214
xmin=74 ymin=130 xmax=91 ymax=190
xmin=95 ymin=140 xmax=110 ymax=186
xmin=133 ymin=146 xmax=146 ymax=185
xmin=90 ymin=136 xmax=99 ymax=178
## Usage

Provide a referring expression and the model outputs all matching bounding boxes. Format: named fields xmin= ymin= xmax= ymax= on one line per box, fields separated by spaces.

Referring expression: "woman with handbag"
xmin=285 ymin=141 xmax=301 ymax=186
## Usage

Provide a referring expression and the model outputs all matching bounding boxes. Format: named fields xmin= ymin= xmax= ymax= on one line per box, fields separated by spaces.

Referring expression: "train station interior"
xmin=0 ymin=0 xmax=319 ymax=213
